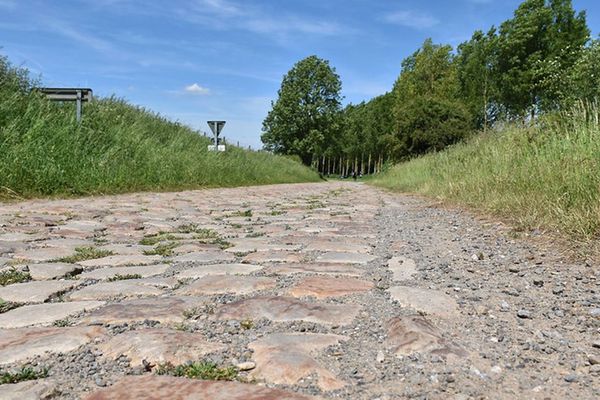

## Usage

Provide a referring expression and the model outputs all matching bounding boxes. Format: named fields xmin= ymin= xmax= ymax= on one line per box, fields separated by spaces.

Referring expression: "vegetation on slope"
xmin=0 ymin=56 xmax=318 ymax=200
xmin=372 ymin=104 xmax=600 ymax=239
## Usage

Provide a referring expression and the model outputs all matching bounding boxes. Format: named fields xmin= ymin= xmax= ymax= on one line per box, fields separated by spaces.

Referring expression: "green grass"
xmin=0 ymin=268 xmax=31 ymax=286
xmin=372 ymin=103 xmax=600 ymax=240
xmin=0 ymin=55 xmax=319 ymax=200
xmin=156 ymin=361 xmax=237 ymax=381
xmin=56 ymin=247 xmax=114 ymax=263
xmin=107 ymin=273 xmax=143 ymax=282
xmin=143 ymin=242 xmax=179 ymax=256
xmin=0 ymin=298 xmax=18 ymax=313
xmin=0 ymin=367 xmax=48 ymax=385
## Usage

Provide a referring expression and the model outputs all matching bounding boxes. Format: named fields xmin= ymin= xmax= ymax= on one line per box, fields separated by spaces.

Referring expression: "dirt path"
xmin=0 ymin=182 xmax=598 ymax=399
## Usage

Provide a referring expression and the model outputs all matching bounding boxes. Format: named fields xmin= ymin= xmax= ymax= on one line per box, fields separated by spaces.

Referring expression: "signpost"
xmin=207 ymin=120 xmax=226 ymax=152
xmin=37 ymin=88 xmax=93 ymax=122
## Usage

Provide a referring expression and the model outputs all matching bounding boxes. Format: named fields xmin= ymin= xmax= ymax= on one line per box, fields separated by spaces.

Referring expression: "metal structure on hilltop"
xmin=37 ymin=88 xmax=93 ymax=122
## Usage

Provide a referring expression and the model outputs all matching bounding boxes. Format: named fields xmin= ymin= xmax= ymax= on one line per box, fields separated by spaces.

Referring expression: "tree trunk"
xmin=368 ymin=153 xmax=372 ymax=175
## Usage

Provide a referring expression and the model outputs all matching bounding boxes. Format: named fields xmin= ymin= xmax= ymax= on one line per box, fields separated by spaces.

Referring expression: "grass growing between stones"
xmin=0 ymin=298 xmax=18 ymax=313
xmin=156 ymin=361 xmax=237 ymax=381
xmin=0 ymin=268 xmax=31 ymax=286
xmin=56 ymin=247 xmax=114 ymax=263
xmin=0 ymin=56 xmax=319 ymax=200
xmin=107 ymin=273 xmax=143 ymax=282
xmin=143 ymin=242 xmax=179 ymax=256
xmin=0 ymin=367 xmax=48 ymax=385
xmin=371 ymin=104 xmax=600 ymax=241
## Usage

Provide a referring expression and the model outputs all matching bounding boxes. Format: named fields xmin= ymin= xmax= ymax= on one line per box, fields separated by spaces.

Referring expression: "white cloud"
xmin=383 ymin=10 xmax=439 ymax=29
xmin=184 ymin=83 xmax=210 ymax=95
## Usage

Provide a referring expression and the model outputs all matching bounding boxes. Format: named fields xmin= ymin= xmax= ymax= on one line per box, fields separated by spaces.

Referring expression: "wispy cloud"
xmin=184 ymin=83 xmax=210 ymax=95
xmin=383 ymin=10 xmax=439 ymax=29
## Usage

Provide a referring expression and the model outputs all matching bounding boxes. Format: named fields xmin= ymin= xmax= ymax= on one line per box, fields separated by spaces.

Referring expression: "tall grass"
xmin=372 ymin=103 xmax=600 ymax=239
xmin=0 ymin=56 xmax=318 ymax=199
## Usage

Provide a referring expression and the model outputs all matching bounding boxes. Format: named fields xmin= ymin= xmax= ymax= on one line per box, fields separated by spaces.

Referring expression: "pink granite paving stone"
xmin=287 ymin=276 xmax=374 ymax=299
xmin=249 ymin=333 xmax=348 ymax=391
xmin=176 ymin=275 xmax=277 ymax=296
xmin=263 ymin=262 xmax=364 ymax=276
xmin=0 ymin=326 xmax=107 ymax=365
xmin=242 ymin=251 xmax=302 ymax=264
xmin=213 ymin=296 xmax=360 ymax=326
xmin=97 ymin=329 xmax=225 ymax=367
xmin=78 ymin=297 xmax=204 ymax=326
xmin=386 ymin=315 xmax=467 ymax=358
xmin=84 ymin=375 xmax=317 ymax=400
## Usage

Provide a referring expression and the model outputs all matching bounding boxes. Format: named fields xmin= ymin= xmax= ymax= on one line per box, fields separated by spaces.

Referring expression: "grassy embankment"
xmin=372 ymin=104 xmax=600 ymax=241
xmin=0 ymin=57 xmax=319 ymax=200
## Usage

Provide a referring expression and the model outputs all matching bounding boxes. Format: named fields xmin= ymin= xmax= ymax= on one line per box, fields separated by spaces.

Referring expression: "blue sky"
xmin=1 ymin=0 xmax=599 ymax=148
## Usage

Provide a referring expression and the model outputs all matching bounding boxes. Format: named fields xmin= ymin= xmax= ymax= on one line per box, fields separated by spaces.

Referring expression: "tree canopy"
xmin=261 ymin=55 xmax=342 ymax=165
xmin=262 ymin=0 xmax=596 ymax=176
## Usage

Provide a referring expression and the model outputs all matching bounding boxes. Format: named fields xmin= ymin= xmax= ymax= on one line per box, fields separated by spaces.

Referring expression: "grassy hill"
xmin=0 ymin=56 xmax=319 ymax=200
xmin=371 ymin=104 xmax=600 ymax=241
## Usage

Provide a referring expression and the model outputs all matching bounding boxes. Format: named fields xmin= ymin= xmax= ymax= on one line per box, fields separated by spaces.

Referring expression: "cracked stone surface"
xmin=0 ymin=280 xmax=76 ymax=303
xmin=176 ymin=275 xmax=277 ymax=296
xmin=0 ymin=326 xmax=106 ymax=365
xmin=0 ymin=182 xmax=598 ymax=400
xmin=97 ymin=329 xmax=225 ymax=367
xmin=386 ymin=315 xmax=467 ymax=358
xmin=249 ymin=333 xmax=348 ymax=391
xmin=0 ymin=301 xmax=105 ymax=328
xmin=287 ymin=276 xmax=374 ymax=299
xmin=213 ymin=296 xmax=360 ymax=325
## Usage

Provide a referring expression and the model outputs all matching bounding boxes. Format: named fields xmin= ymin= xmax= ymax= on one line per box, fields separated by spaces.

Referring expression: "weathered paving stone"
xmin=242 ymin=251 xmax=302 ymax=264
xmin=263 ymin=262 xmax=364 ymax=276
xmin=171 ymin=251 xmax=236 ymax=264
xmin=36 ymin=238 xmax=92 ymax=249
xmin=176 ymin=275 xmax=277 ymax=296
xmin=68 ymin=280 xmax=163 ymax=301
xmin=176 ymin=263 xmax=263 ymax=279
xmin=214 ymin=296 xmax=360 ymax=325
xmin=316 ymin=251 xmax=376 ymax=265
xmin=0 ymin=326 xmax=106 ymax=365
xmin=386 ymin=315 xmax=467 ymax=358
xmin=304 ymin=241 xmax=372 ymax=254
xmin=79 ymin=297 xmax=203 ymax=325
xmin=78 ymin=254 xmax=162 ymax=268
xmin=98 ymin=328 xmax=225 ymax=367
xmin=249 ymin=333 xmax=348 ymax=391
xmin=13 ymin=247 xmax=76 ymax=262
xmin=0 ymin=379 xmax=59 ymax=400
xmin=97 ymin=244 xmax=153 ymax=256
xmin=288 ymin=276 xmax=374 ymax=299
xmin=84 ymin=375 xmax=316 ymax=400
xmin=387 ymin=286 xmax=459 ymax=317
xmin=0 ymin=280 xmax=76 ymax=303
xmin=0 ymin=232 xmax=37 ymax=242
xmin=387 ymin=256 xmax=417 ymax=281
xmin=224 ymin=241 xmax=302 ymax=253
xmin=26 ymin=262 xmax=81 ymax=280
xmin=79 ymin=264 xmax=170 ymax=280
xmin=0 ymin=301 xmax=105 ymax=329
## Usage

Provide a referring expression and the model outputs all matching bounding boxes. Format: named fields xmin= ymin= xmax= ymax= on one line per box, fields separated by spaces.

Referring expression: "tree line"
xmin=261 ymin=0 xmax=600 ymax=175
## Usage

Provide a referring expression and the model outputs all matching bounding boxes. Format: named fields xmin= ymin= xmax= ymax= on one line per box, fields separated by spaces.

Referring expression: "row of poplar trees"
xmin=261 ymin=0 xmax=600 ymax=175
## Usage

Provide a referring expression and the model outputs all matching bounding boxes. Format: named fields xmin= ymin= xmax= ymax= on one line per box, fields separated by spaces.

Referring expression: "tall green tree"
xmin=495 ymin=0 xmax=589 ymax=118
xmin=261 ymin=55 xmax=342 ymax=165
xmin=568 ymin=39 xmax=600 ymax=103
xmin=393 ymin=39 xmax=472 ymax=156
xmin=456 ymin=29 xmax=498 ymax=131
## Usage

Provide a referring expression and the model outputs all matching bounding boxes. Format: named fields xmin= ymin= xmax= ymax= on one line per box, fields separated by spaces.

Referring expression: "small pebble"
xmin=564 ymin=374 xmax=578 ymax=383
xmin=517 ymin=309 xmax=532 ymax=319
xmin=236 ymin=361 xmax=256 ymax=371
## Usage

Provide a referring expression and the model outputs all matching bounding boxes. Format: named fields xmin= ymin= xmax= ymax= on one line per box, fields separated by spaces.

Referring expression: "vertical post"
xmin=213 ymin=121 xmax=218 ymax=150
xmin=76 ymin=90 xmax=82 ymax=122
